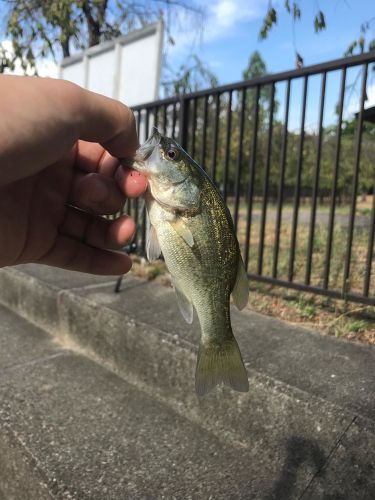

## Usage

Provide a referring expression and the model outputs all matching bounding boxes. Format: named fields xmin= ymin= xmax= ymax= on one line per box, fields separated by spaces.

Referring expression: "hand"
xmin=0 ymin=75 xmax=147 ymax=275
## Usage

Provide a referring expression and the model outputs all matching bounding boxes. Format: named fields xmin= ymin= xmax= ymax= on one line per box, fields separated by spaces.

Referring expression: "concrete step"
xmin=0 ymin=306 xmax=268 ymax=498
xmin=0 ymin=304 xmax=373 ymax=499
xmin=0 ymin=264 xmax=374 ymax=498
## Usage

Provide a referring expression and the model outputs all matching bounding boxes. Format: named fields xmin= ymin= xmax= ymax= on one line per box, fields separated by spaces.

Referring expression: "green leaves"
xmin=259 ymin=7 xmax=277 ymax=40
xmin=162 ymin=54 xmax=218 ymax=97
xmin=292 ymin=2 xmax=301 ymax=20
xmin=0 ymin=0 xmax=203 ymax=77
xmin=259 ymin=2 xmax=325 ymax=40
xmin=313 ymin=10 xmax=326 ymax=33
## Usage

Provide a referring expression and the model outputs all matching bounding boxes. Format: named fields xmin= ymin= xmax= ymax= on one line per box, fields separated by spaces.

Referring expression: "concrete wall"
xmin=59 ymin=22 xmax=163 ymax=107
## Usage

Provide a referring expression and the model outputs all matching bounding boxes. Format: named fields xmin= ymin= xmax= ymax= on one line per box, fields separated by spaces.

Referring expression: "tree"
xmin=243 ymin=50 xmax=267 ymax=80
xmin=0 ymin=0 xmax=207 ymax=89
xmin=162 ymin=54 xmax=218 ymax=96
xmin=259 ymin=1 xmax=375 ymax=58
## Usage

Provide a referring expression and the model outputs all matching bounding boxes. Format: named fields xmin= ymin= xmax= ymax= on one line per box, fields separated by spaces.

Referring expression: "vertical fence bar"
xmin=222 ymin=91 xmax=232 ymax=203
xmin=273 ymin=79 xmax=291 ymax=278
xmin=191 ymin=98 xmax=197 ymax=158
xmin=201 ymin=95 xmax=209 ymax=169
xmin=162 ymin=104 xmax=167 ymax=134
xmin=211 ymin=93 xmax=220 ymax=183
xmin=305 ymin=72 xmax=327 ymax=285
xmin=323 ymin=68 xmax=346 ymax=290
xmin=288 ymin=76 xmax=308 ymax=281
xmin=134 ymin=109 xmax=142 ymax=248
xmin=233 ymin=88 xmax=247 ymax=235
xmin=257 ymin=83 xmax=275 ymax=275
xmin=172 ymin=101 xmax=177 ymax=140
xmin=179 ymin=96 xmax=189 ymax=149
xmin=154 ymin=105 xmax=159 ymax=130
xmin=244 ymin=86 xmax=260 ymax=269
xmin=364 ymin=187 xmax=375 ymax=296
xmin=343 ymin=63 xmax=368 ymax=296
xmin=141 ymin=109 xmax=150 ymax=255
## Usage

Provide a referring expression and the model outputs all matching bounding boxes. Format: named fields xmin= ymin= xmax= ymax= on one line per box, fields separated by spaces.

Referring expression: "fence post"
xmin=179 ymin=94 xmax=189 ymax=149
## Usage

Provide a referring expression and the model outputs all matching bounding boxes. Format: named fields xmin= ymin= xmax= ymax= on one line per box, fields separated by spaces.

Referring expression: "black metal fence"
xmin=127 ymin=52 xmax=375 ymax=306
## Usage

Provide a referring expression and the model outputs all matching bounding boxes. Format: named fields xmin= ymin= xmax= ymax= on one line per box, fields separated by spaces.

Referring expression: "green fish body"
xmin=134 ymin=128 xmax=249 ymax=396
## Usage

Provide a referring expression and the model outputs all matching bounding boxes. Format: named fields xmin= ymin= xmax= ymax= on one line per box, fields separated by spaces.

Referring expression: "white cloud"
xmin=166 ymin=0 xmax=266 ymax=57
xmin=345 ymin=81 xmax=375 ymax=119
xmin=208 ymin=0 xmax=265 ymax=33
xmin=365 ymin=81 xmax=375 ymax=109
xmin=1 ymin=39 xmax=58 ymax=78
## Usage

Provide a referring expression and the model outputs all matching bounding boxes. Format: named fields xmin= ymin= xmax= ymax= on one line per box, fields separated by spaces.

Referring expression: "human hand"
xmin=0 ymin=75 xmax=147 ymax=274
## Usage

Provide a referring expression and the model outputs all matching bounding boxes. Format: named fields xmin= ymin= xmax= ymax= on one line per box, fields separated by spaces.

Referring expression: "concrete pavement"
xmin=0 ymin=264 xmax=373 ymax=499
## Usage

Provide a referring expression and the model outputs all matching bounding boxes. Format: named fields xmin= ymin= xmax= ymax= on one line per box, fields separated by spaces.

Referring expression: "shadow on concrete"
xmin=264 ymin=436 xmax=327 ymax=500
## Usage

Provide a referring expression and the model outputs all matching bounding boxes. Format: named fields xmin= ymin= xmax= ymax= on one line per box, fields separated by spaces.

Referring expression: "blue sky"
xmin=167 ymin=0 xmax=375 ymax=84
xmin=1 ymin=0 xmax=374 ymax=128
xmin=164 ymin=0 xmax=375 ymax=130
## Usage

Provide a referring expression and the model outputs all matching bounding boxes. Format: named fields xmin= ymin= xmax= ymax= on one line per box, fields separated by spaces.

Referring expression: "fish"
xmin=133 ymin=127 xmax=249 ymax=396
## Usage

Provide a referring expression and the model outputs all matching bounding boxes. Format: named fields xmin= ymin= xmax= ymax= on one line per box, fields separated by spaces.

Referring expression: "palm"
xmin=0 ymin=157 xmax=72 ymax=268
xmin=0 ymin=142 xmax=145 ymax=275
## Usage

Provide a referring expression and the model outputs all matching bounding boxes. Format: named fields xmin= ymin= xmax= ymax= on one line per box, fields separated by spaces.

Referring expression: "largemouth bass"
xmin=134 ymin=128 xmax=249 ymax=396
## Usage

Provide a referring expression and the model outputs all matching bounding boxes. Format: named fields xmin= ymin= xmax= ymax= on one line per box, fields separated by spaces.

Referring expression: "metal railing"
xmin=126 ymin=52 xmax=375 ymax=306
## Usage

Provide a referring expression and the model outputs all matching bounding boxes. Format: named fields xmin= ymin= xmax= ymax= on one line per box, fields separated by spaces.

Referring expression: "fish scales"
xmin=134 ymin=128 xmax=249 ymax=396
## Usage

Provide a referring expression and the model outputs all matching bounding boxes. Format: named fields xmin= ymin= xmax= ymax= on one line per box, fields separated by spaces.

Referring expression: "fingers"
xmin=115 ymin=166 xmax=148 ymax=199
xmin=74 ymin=141 xmax=148 ymax=205
xmin=38 ymin=234 xmax=132 ymax=275
xmin=59 ymin=207 xmax=136 ymax=250
xmin=69 ymin=172 xmax=125 ymax=215
xmin=78 ymin=88 xmax=139 ymax=160
xmin=0 ymin=77 xmax=140 ymax=185
xmin=37 ymin=207 xmax=137 ymax=275
xmin=69 ymin=168 xmax=147 ymax=214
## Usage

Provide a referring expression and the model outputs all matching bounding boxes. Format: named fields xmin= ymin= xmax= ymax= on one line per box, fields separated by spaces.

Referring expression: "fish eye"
xmin=166 ymin=148 xmax=179 ymax=161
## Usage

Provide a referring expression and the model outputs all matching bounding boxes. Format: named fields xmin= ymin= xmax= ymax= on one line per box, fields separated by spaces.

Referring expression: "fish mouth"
xmin=134 ymin=127 xmax=162 ymax=162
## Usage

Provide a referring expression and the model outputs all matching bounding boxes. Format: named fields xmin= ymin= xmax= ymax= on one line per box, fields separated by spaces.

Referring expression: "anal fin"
xmin=171 ymin=276 xmax=193 ymax=324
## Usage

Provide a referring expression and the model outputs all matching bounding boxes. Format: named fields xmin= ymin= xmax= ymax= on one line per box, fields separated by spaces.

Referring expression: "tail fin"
xmin=195 ymin=338 xmax=249 ymax=396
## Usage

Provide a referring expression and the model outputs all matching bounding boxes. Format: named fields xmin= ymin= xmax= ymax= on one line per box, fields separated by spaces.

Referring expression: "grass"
xmin=129 ymin=258 xmax=375 ymax=346
xmin=228 ymin=196 xmax=374 ymax=296
xmin=245 ymin=283 xmax=375 ymax=345
xmin=128 ymin=195 xmax=374 ymax=346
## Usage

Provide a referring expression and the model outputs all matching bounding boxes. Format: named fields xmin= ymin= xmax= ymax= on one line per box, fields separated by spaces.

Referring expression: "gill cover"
xmin=136 ymin=128 xmax=201 ymax=213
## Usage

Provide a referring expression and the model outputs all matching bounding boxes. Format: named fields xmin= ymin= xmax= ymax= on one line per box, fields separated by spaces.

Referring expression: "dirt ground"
xmin=130 ymin=255 xmax=375 ymax=346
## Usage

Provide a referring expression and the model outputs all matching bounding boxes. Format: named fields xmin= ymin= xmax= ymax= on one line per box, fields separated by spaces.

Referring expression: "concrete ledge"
xmin=0 ymin=264 xmax=374 ymax=498
xmin=0 ymin=304 xmax=374 ymax=498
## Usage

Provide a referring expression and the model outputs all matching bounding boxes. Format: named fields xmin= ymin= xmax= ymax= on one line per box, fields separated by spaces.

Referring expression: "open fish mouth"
xmin=134 ymin=127 xmax=162 ymax=162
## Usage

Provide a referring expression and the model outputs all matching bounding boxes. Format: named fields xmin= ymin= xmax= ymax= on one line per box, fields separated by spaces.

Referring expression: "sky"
xmin=1 ymin=0 xmax=374 ymax=129
xmin=167 ymin=0 xmax=375 ymax=84
xmin=2 ymin=0 xmax=374 ymax=80
xmin=164 ymin=0 xmax=375 ymax=130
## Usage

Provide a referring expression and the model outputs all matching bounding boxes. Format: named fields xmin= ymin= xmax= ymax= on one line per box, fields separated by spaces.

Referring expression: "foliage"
xmin=162 ymin=54 xmax=218 ymax=96
xmin=259 ymin=1 xmax=375 ymax=58
xmin=0 ymin=0 xmax=203 ymax=81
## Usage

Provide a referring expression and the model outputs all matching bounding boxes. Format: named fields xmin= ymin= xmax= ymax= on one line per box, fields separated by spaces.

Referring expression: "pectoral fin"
xmin=171 ymin=276 xmax=193 ymax=324
xmin=232 ymin=255 xmax=249 ymax=310
xmin=169 ymin=219 xmax=194 ymax=247
xmin=146 ymin=224 xmax=162 ymax=261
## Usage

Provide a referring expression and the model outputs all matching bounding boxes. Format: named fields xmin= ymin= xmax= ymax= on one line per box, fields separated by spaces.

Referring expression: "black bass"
xmin=134 ymin=128 xmax=249 ymax=396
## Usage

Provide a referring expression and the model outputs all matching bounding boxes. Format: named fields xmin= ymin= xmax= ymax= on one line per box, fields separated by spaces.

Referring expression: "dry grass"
xmin=128 ymin=195 xmax=374 ymax=346
xmin=229 ymin=197 xmax=374 ymax=296
xmin=129 ymin=256 xmax=375 ymax=346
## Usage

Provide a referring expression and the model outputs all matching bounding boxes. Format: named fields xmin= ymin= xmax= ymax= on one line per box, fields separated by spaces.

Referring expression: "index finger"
xmin=78 ymin=88 xmax=139 ymax=160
